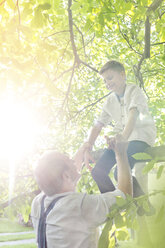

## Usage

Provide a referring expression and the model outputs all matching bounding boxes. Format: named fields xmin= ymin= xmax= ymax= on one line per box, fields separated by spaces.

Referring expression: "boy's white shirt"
xmin=97 ymin=84 xmax=156 ymax=146
xmin=31 ymin=189 xmax=125 ymax=248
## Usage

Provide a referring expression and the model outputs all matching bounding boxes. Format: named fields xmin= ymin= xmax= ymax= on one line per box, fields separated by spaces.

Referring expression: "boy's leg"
xmin=91 ymin=149 xmax=116 ymax=193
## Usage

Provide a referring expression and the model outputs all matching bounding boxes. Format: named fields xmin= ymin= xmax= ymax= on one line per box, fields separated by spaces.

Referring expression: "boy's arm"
xmin=122 ymin=107 xmax=139 ymax=140
xmin=115 ymin=134 xmax=133 ymax=196
xmin=84 ymin=122 xmax=104 ymax=168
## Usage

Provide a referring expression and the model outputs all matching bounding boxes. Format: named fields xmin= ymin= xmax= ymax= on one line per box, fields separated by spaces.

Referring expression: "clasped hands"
xmin=74 ymin=134 xmax=128 ymax=171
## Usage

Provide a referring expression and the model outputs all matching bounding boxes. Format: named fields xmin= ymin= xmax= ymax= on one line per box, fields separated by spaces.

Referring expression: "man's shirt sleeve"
xmin=81 ymin=189 xmax=125 ymax=228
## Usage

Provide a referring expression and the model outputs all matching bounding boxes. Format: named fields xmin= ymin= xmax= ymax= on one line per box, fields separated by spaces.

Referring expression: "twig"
xmin=116 ymin=17 xmax=142 ymax=56
xmin=80 ymin=60 xmax=99 ymax=73
xmin=54 ymin=40 xmax=70 ymax=76
xmin=151 ymin=41 xmax=165 ymax=46
xmin=73 ymin=22 xmax=87 ymax=59
xmin=59 ymin=60 xmax=76 ymax=113
xmin=70 ymin=91 xmax=112 ymax=120
xmin=43 ymin=30 xmax=70 ymax=40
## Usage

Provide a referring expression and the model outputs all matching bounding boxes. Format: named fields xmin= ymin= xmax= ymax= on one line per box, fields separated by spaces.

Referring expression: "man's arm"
xmin=122 ymin=107 xmax=139 ymax=140
xmin=114 ymin=134 xmax=133 ymax=196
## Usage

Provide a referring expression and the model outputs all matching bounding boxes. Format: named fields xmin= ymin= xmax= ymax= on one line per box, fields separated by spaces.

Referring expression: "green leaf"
xmin=155 ymin=205 xmax=165 ymax=223
xmin=98 ymin=220 xmax=112 ymax=248
xmin=157 ymin=165 xmax=164 ymax=179
xmin=71 ymin=2 xmax=82 ymax=10
xmin=7 ymin=0 xmax=15 ymax=9
xmin=32 ymin=10 xmax=44 ymax=28
xmin=142 ymin=161 xmax=155 ymax=174
xmin=116 ymin=229 xmax=129 ymax=241
xmin=114 ymin=214 xmax=125 ymax=228
xmin=98 ymin=13 xmax=104 ymax=25
xmin=38 ymin=3 xmax=51 ymax=10
xmin=116 ymin=196 xmax=126 ymax=207
xmin=132 ymin=152 xmax=152 ymax=160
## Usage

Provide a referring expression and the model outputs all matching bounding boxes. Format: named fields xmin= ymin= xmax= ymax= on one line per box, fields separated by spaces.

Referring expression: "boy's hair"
xmin=99 ymin=60 xmax=125 ymax=75
xmin=34 ymin=151 xmax=71 ymax=196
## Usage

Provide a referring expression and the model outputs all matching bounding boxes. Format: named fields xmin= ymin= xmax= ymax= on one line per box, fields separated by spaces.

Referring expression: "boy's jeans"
xmin=91 ymin=140 xmax=150 ymax=196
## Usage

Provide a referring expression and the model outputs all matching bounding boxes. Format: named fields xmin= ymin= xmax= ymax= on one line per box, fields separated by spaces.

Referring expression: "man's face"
xmin=102 ymin=69 xmax=126 ymax=94
xmin=64 ymin=157 xmax=80 ymax=190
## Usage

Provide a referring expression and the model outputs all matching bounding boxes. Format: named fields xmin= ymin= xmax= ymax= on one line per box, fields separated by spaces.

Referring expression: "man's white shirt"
xmin=31 ymin=189 xmax=125 ymax=248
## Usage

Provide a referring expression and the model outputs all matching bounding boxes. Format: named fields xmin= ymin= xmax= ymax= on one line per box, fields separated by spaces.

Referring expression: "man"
xmin=31 ymin=135 xmax=132 ymax=248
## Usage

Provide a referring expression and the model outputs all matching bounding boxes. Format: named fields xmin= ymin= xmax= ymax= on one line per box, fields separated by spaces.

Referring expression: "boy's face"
xmin=102 ymin=69 xmax=126 ymax=94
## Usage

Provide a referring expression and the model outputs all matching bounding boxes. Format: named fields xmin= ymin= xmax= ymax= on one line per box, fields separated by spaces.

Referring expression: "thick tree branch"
xmin=144 ymin=16 xmax=151 ymax=58
xmin=0 ymin=189 xmax=40 ymax=209
xmin=0 ymin=0 xmax=6 ymax=6
xmin=68 ymin=0 xmax=80 ymax=65
xmin=92 ymin=145 xmax=165 ymax=163
xmin=67 ymin=0 xmax=98 ymax=73
xmin=147 ymin=0 xmax=164 ymax=12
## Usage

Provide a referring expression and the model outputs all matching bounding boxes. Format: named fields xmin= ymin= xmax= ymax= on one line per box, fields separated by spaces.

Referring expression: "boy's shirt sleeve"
xmin=128 ymin=85 xmax=148 ymax=113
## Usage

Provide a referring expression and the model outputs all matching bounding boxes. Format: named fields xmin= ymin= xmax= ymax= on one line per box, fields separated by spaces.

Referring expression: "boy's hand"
xmin=74 ymin=142 xmax=95 ymax=171
xmin=74 ymin=143 xmax=89 ymax=171
xmin=105 ymin=136 xmax=116 ymax=150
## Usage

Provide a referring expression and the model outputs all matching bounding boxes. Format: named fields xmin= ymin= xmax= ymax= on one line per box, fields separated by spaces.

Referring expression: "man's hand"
xmin=114 ymin=134 xmax=128 ymax=157
xmin=113 ymin=134 xmax=132 ymax=196
xmin=84 ymin=149 xmax=95 ymax=171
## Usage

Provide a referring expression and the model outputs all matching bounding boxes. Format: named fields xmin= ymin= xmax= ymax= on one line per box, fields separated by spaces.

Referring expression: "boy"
xmin=84 ymin=60 xmax=156 ymax=196
xmin=31 ymin=135 xmax=132 ymax=248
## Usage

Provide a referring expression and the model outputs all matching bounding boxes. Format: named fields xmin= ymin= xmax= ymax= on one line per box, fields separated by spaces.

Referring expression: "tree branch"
xmin=43 ymin=30 xmax=70 ymax=40
xmin=68 ymin=0 xmax=80 ymax=64
xmin=151 ymin=41 xmax=165 ymax=46
xmin=70 ymin=92 xmax=112 ymax=120
xmin=144 ymin=16 xmax=151 ymax=58
xmin=147 ymin=0 xmax=164 ymax=12
xmin=116 ymin=17 xmax=142 ymax=56
xmin=0 ymin=189 xmax=40 ymax=209
xmin=73 ymin=22 xmax=87 ymax=59
xmin=0 ymin=0 xmax=6 ymax=6
xmin=58 ymin=60 xmax=76 ymax=115
xmin=80 ymin=60 xmax=98 ymax=73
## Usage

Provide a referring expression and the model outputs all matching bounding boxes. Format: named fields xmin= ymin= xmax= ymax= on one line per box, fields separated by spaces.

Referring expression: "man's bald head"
xmin=34 ymin=151 xmax=77 ymax=196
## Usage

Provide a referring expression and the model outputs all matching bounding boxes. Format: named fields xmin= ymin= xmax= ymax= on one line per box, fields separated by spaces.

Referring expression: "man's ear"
xmin=62 ymin=170 xmax=71 ymax=182
xmin=121 ymin=71 xmax=126 ymax=80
